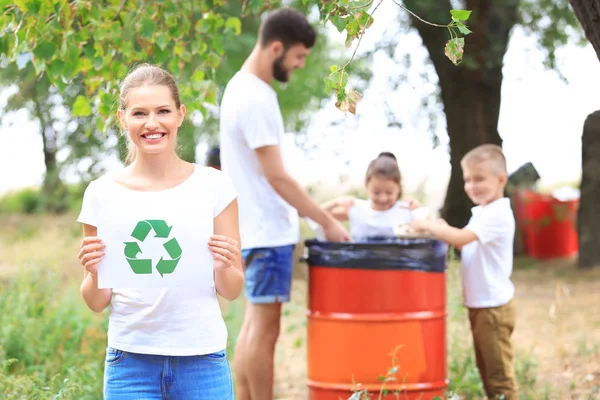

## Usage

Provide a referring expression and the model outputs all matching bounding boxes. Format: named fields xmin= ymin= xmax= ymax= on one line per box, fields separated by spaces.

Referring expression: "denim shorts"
xmin=103 ymin=347 xmax=233 ymax=399
xmin=242 ymin=245 xmax=295 ymax=303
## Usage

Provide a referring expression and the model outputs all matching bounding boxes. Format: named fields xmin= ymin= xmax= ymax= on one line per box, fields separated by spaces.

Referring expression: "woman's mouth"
xmin=141 ymin=132 xmax=166 ymax=142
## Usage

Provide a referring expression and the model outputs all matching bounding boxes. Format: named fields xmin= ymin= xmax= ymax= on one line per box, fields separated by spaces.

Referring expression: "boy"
xmin=411 ymin=144 xmax=517 ymax=399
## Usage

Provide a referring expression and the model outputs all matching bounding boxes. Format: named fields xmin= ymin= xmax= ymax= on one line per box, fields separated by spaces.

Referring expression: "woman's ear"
xmin=178 ymin=104 xmax=187 ymax=127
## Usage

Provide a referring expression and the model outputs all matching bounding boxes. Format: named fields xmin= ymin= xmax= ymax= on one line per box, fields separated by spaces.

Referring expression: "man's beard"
xmin=272 ymin=52 xmax=290 ymax=83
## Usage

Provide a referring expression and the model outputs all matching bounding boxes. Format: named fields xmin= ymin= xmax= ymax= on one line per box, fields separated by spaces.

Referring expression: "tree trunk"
xmin=33 ymin=95 xmax=67 ymax=213
xmin=569 ymin=0 xmax=600 ymax=267
xmin=405 ymin=0 xmax=519 ymax=228
xmin=569 ymin=0 xmax=600 ymax=62
xmin=577 ymin=111 xmax=600 ymax=268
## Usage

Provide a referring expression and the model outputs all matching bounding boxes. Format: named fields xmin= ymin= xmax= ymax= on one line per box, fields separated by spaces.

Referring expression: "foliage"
xmin=1 ymin=0 xmax=468 ymax=128
xmin=0 ymin=62 xmax=111 ymax=212
xmin=0 ymin=184 xmax=87 ymax=215
xmin=319 ymin=0 xmax=472 ymax=113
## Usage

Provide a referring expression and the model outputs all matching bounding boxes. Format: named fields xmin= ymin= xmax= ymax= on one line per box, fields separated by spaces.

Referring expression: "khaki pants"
xmin=468 ymin=299 xmax=518 ymax=400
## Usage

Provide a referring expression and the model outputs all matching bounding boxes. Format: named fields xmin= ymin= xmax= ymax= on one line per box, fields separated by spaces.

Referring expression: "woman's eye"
xmin=159 ymin=109 xmax=171 ymax=114
xmin=133 ymin=111 xmax=145 ymax=116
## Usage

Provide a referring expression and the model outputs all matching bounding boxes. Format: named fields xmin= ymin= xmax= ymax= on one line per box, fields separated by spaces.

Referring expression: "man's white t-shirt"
xmin=219 ymin=70 xmax=299 ymax=250
xmin=461 ymin=197 xmax=515 ymax=309
xmin=348 ymin=199 xmax=415 ymax=239
xmin=77 ymin=166 xmax=237 ymax=356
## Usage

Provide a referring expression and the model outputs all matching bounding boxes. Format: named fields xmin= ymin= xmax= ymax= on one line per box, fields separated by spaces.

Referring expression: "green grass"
xmin=0 ymin=263 xmax=245 ymax=399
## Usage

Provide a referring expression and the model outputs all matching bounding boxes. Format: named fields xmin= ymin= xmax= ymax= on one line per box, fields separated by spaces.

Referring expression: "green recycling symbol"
xmin=123 ymin=220 xmax=182 ymax=277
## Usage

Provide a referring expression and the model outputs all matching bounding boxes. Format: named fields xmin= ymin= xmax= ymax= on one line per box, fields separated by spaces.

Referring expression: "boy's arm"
xmin=411 ymin=219 xmax=478 ymax=250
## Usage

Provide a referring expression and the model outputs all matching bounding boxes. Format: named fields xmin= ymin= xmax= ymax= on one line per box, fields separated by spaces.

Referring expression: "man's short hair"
xmin=259 ymin=8 xmax=316 ymax=49
xmin=461 ymin=144 xmax=507 ymax=175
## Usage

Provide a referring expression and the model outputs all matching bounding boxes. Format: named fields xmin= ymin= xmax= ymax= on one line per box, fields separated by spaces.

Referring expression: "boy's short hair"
xmin=259 ymin=8 xmax=316 ymax=49
xmin=461 ymin=144 xmax=507 ymax=175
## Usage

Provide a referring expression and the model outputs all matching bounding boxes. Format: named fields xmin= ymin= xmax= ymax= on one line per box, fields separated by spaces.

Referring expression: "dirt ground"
xmin=273 ymin=259 xmax=600 ymax=400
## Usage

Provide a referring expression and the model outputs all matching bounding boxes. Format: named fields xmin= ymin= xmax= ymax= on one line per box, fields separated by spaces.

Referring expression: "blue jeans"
xmin=242 ymin=245 xmax=295 ymax=303
xmin=103 ymin=347 xmax=233 ymax=399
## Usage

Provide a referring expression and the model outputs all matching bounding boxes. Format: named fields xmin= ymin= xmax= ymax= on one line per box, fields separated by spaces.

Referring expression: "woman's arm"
xmin=79 ymin=224 xmax=112 ymax=313
xmin=212 ymin=199 xmax=244 ymax=301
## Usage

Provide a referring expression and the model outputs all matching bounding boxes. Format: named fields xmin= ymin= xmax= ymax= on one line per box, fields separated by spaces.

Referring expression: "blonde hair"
xmin=118 ymin=64 xmax=181 ymax=164
xmin=461 ymin=144 xmax=507 ymax=175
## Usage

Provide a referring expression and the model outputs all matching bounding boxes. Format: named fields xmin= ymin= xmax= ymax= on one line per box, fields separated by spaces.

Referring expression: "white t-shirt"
xmin=461 ymin=197 xmax=515 ymax=308
xmin=77 ymin=166 xmax=237 ymax=356
xmin=348 ymin=199 xmax=416 ymax=239
xmin=219 ymin=70 xmax=299 ymax=250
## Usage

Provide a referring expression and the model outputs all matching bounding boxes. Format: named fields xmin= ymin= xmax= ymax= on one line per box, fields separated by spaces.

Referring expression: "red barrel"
xmin=305 ymin=239 xmax=448 ymax=400
xmin=518 ymin=190 xmax=579 ymax=259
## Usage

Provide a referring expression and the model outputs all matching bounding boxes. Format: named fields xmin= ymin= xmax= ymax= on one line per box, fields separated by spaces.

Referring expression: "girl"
xmin=76 ymin=64 xmax=243 ymax=399
xmin=320 ymin=152 xmax=424 ymax=240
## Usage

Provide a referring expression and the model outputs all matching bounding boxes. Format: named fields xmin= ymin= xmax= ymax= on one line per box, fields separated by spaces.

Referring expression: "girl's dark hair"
xmin=365 ymin=152 xmax=402 ymax=195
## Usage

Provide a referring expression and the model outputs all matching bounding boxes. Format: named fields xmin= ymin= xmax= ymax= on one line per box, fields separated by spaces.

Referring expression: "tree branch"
xmin=390 ymin=0 xmax=449 ymax=28
xmin=342 ymin=0 xmax=385 ymax=69
xmin=112 ymin=0 xmax=128 ymax=21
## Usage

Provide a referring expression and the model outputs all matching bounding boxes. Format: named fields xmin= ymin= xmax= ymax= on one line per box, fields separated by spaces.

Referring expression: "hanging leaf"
xmin=445 ymin=37 xmax=465 ymax=65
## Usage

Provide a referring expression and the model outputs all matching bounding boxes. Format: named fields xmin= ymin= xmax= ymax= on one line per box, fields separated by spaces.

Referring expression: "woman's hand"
xmin=78 ymin=236 xmax=105 ymax=275
xmin=208 ymin=235 xmax=240 ymax=270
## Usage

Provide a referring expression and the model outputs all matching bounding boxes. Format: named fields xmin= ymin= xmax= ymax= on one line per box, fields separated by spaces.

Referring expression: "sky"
xmin=2 ymin=2 xmax=600 ymax=208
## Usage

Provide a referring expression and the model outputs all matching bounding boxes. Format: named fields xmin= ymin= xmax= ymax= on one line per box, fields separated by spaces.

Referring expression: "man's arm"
xmin=255 ymin=145 xmax=350 ymax=241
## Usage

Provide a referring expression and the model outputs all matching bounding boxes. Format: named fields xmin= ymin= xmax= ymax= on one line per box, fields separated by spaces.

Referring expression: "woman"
xmin=76 ymin=64 xmax=243 ymax=399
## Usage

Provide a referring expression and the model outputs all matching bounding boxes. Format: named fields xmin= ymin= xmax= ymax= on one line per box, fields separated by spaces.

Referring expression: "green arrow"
xmin=124 ymin=242 xmax=142 ymax=258
xmin=147 ymin=220 xmax=172 ymax=238
xmin=156 ymin=255 xmax=182 ymax=277
xmin=131 ymin=221 xmax=152 ymax=241
xmin=163 ymin=238 xmax=182 ymax=259
xmin=126 ymin=258 xmax=152 ymax=274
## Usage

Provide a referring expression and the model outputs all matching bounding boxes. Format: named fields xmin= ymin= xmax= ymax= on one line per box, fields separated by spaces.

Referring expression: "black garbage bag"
xmin=304 ymin=237 xmax=448 ymax=273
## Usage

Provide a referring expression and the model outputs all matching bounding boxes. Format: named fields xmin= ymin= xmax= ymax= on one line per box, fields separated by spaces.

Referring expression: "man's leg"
xmin=234 ymin=246 xmax=295 ymax=400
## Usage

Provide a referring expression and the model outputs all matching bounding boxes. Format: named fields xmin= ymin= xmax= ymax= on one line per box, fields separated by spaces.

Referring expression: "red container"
xmin=305 ymin=240 xmax=448 ymax=400
xmin=518 ymin=190 xmax=579 ymax=259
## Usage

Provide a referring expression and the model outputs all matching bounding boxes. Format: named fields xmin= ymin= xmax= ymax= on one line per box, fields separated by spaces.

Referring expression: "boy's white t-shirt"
xmin=219 ymin=70 xmax=299 ymax=250
xmin=77 ymin=166 xmax=237 ymax=356
xmin=461 ymin=197 xmax=515 ymax=309
xmin=348 ymin=199 xmax=416 ymax=239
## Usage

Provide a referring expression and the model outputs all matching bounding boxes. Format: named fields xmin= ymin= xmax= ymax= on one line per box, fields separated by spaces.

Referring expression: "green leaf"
xmin=249 ymin=0 xmax=263 ymax=14
xmin=47 ymin=59 xmax=65 ymax=79
xmin=225 ymin=17 xmax=242 ymax=35
xmin=456 ymin=22 xmax=472 ymax=35
xmin=450 ymin=9 xmax=472 ymax=21
xmin=140 ymin=17 xmax=156 ymax=38
xmin=330 ymin=15 xmax=347 ymax=33
xmin=33 ymin=41 xmax=56 ymax=61
xmin=323 ymin=76 xmax=333 ymax=95
xmin=329 ymin=64 xmax=338 ymax=73
xmin=72 ymin=95 xmax=93 ymax=117
xmin=156 ymin=32 xmax=168 ymax=51
xmin=346 ymin=20 xmax=360 ymax=36
xmin=356 ymin=10 xmax=374 ymax=29
xmin=192 ymin=69 xmax=205 ymax=83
